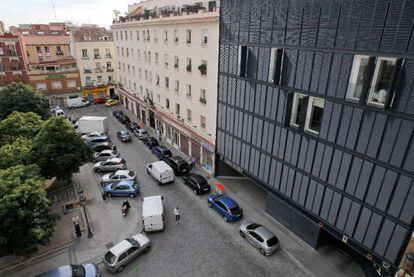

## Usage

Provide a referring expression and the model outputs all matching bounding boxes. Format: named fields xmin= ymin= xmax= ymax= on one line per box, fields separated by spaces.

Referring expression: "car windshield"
xmin=132 ymin=183 xmax=138 ymax=189
xmin=229 ymin=207 xmax=242 ymax=215
xmin=247 ymin=223 xmax=262 ymax=230
xmin=126 ymin=238 xmax=140 ymax=247
xmin=70 ymin=264 xmax=86 ymax=277
xmin=267 ymin=236 xmax=279 ymax=247
xmin=164 ymin=150 xmax=172 ymax=156
xmin=194 ymin=176 xmax=206 ymax=185
xmin=104 ymin=251 xmax=116 ymax=265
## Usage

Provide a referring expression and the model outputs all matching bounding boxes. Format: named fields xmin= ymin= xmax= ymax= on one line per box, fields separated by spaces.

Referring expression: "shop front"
xmin=83 ymin=86 xmax=108 ymax=101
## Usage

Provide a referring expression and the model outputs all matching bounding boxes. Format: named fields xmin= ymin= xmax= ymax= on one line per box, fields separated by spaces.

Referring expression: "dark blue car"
xmin=207 ymin=194 xmax=243 ymax=222
xmin=151 ymin=146 xmax=172 ymax=160
xmin=104 ymin=180 xmax=140 ymax=198
xmin=35 ymin=263 xmax=99 ymax=277
xmin=116 ymin=130 xmax=132 ymax=142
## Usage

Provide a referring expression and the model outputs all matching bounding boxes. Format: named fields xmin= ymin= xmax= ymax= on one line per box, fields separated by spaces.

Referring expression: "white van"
xmin=54 ymin=109 xmax=65 ymax=117
xmin=142 ymin=195 xmax=164 ymax=232
xmin=66 ymin=97 xmax=90 ymax=108
xmin=146 ymin=161 xmax=174 ymax=185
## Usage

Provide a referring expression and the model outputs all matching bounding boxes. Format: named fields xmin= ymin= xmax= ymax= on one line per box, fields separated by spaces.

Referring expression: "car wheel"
xmin=117 ymin=265 xmax=124 ymax=273
xmin=223 ymin=215 xmax=229 ymax=222
xmin=106 ymin=192 xmax=112 ymax=197
xmin=193 ymin=190 xmax=198 ymax=195
xmin=239 ymin=231 xmax=245 ymax=238
xmin=129 ymin=194 xmax=135 ymax=198
xmin=259 ymin=248 xmax=266 ymax=255
xmin=95 ymin=168 xmax=101 ymax=173
xmin=143 ymin=245 xmax=150 ymax=254
xmin=207 ymin=201 xmax=212 ymax=208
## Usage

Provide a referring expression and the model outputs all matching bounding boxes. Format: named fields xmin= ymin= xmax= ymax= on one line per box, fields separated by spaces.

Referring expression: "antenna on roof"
xmin=52 ymin=3 xmax=57 ymax=21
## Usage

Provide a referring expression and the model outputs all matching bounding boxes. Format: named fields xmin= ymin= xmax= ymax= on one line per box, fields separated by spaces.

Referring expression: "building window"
xmin=157 ymin=93 xmax=160 ymax=103
xmin=35 ymin=82 xmax=47 ymax=90
xmin=200 ymin=116 xmax=206 ymax=129
xmin=148 ymin=51 xmax=151 ymax=63
xmin=166 ymin=98 xmax=170 ymax=109
xmin=67 ymin=80 xmax=76 ymax=88
xmin=187 ymin=84 xmax=192 ymax=99
xmin=94 ymin=49 xmax=100 ymax=59
xmin=200 ymin=89 xmax=206 ymax=104
xmin=165 ymin=77 xmax=169 ymax=88
xmin=146 ymin=30 xmax=150 ymax=41
xmin=138 ymin=50 xmax=141 ymax=60
xmin=56 ymin=45 xmax=62 ymax=53
xmin=202 ymin=29 xmax=208 ymax=45
xmin=36 ymin=46 xmax=42 ymax=53
xmin=145 ymin=70 xmax=148 ymax=81
xmin=238 ymin=45 xmax=248 ymax=77
xmin=174 ymin=56 xmax=179 ymax=68
xmin=186 ymin=29 xmax=191 ymax=44
xmin=290 ymin=93 xmax=325 ymax=135
xmin=126 ymin=48 xmax=129 ymax=57
xmin=51 ymin=81 xmax=62 ymax=89
xmin=154 ymin=30 xmax=158 ymax=42
xmin=175 ymin=80 xmax=179 ymax=92
xmin=120 ymin=31 xmax=123 ymax=40
xmin=116 ymin=31 xmax=119 ymax=40
xmin=117 ymin=47 xmax=119 ymax=56
xmin=268 ymin=48 xmax=284 ymax=84
xmin=198 ymin=60 xmax=207 ymax=76
xmin=164 ymin=30 xmax=168 ymax=42
xmin=125 ymin=31 xmax=128 ymax=40
xmin=44 ymin=46 xmax=49 ymax=53
xmin=130 ymin=30 xmax=133 ymax=40
xmin=105 ymin=48 xmax=111 ymax=58
xmin=174 ymin=30 xmax=179 ymax=43
xmin=347 ymin=55 xmax=370 ymax=101
xmin=0 ymin=48 xmax=3 ymax=56
xmin=83 ymin=36 xmax=91 ymax=41
xmin=155 ymin=52 xmax=159 ymax=64
xmin=136 ymin=30 xmax=139 ymax=41
xmin=131 ymin=49 xmax=134 ymax=58
xmin=164 ymin=54 xmax=169 ymax=67
xmin=108 ymin=75 xmax=113 ymax=82
xmin=186 ymin=58 xmax=192 ymax=72
xmin=132 ymin=66 xmax=136 ymax=75
xmin=367 ymin=57 xmax=397 ymax=107
xmin=156 ymin=74 xmax=160 ymax=85
xmin=97 ymin=76 xmax=103 ymax=83
xmin=121 ymin=47 xmax=124 ymax=56
xmin=175 ymin=103 xmax=180 ymax=117
xmin=187 ymin=109 xmax=192 ymax=122
xmin=290 ymin=93 xmax=307 ymax=127
xmin=144 ymin=51 xmax=147 ymax=62
xmin=139 ymin=68 xmax=142 ymax=78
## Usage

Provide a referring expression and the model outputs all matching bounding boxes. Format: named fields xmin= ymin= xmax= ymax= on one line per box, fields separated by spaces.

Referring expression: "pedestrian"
xmin=102 ymin=192 xmax=107 ymax=203
xmin=173 ymin=206 xmax=180 ymax=224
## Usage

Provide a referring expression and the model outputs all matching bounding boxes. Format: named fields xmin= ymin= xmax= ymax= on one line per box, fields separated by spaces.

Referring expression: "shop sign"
xmin=46 ymin=74 xmax=66 ymax=79
xmin=221 ymin=156 xmax=243 ymax=174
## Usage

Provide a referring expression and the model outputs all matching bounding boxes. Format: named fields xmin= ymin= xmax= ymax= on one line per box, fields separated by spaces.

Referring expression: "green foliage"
xmin=32 ymin=116 xmax=93 ymax=180
xmin=0 ymin=83 xmax=49 ymax=120
xmin=0 ymin=165 xmax=57 ymax=256
xmin=0 ymin=112 xmax=43 ymax=145
xmin=0 ymin=138 xmax=33 ymax=169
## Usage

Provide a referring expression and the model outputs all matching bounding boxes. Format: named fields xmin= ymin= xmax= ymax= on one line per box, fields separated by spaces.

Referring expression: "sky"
xmin=0 ymin=0 xmax=136 ymax=29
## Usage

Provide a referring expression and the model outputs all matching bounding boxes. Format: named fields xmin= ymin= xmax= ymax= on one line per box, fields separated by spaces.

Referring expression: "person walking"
xmin=173 ymin=206 xmax=180 ymax=224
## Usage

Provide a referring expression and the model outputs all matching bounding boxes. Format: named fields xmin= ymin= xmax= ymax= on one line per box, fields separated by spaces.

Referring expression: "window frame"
xmin=304 ymin=97 xmax=325 ymax=135
xmin=346 ymin=54 xmax=370 ymax=102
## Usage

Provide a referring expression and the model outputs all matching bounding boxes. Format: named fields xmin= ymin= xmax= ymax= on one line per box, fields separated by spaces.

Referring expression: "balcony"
xmin=144 ymin=96 xmax=154 ymax=107
xmin=105 ymin=54 xmax=112 ymax=59
xmin=95 ymin=67 xmax=104 ymax=73
xmin=8 ymin=50 xmax=17 ymax=56
xmin=94 ymin=55 xmax=101 ymax=59
xmin=56 ymin=51 xmax=64 ymax=56
xmin=81 ymin=56 xmax=89 ymax=60
xmin=199 ymin=97 xmax=207 ymax=104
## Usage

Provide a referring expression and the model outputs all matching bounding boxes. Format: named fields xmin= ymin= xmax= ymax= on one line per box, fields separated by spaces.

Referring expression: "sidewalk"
xmin=120 ymin=106 xmax=364 ymax=277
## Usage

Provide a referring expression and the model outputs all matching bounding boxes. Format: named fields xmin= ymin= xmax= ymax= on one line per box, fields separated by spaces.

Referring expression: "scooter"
xmin=122 ymin=205 xmax=129 ymax=217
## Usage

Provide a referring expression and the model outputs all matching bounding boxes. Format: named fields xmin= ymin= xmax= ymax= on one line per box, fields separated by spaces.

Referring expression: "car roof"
xmin=106 ymin=158 xmax=123 ymax=163
xmin=99 ymin=150 xmax=114 ymax=154
xmin=157 ymin=145 xmax=168 ymax=150
xmin=254 ymin=226 xmax=275 ymax=240
xmin=107 ymin=180 xmax=134 ymax=187
xmin=142 ymin=195 xmax=163 ymax=217
xmin=151 ymin=161 xmax=172 ymax=171
xmin=116 ymin=170 xmax=131 ymax=175
xmin=217 ymin=196 xmax=238 ymax=208
xmin=192 ymin=174 xmax=206 ymax=183
xmin=171 ymin=156 xmax=186 ymax=163
xmin=109 ymin=239 xmax=133 ymax=256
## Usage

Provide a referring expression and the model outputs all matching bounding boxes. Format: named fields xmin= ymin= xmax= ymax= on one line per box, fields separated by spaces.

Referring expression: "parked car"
xmin=93 ymin=158 xmax=126 ymax=172
xmin=164 ymin=156 xmax=190 ymax=176
xmin=67 ymin=98 xmax=90 ymax=108
xmin=103 ymin=234 xmax=150 ymax=273
xmin=182 ymin=173 xmax=211 ymax=195
xmin=85 ymin=136 xmax=109 ymax=147
xmin=101 ymin=170 xmax=136 ymax=184
xmin=105 ymin=99 xmax=119 ymax=107
xmin=143 ymin=136 xmax=159 ymax=149
xmin=93 ymin=98 xmax=106 ymax=104
xmin=116 ymin=130 xmax=132 ymax=142
xmin=239 ymin=222 xmax=280 ymax=255
xmin=134 ymin=129 xmax=148 ymax=140
xmin=104 ymin=180 xmax=140 ymax=198
xmin=49 ymin=105 xmax=61 ymax=114
xmin=93 ymin=149 xmax=119 ymax=162
xmin=113 ymin=110 xmax=123 ymax=118
xmin=82 ymin=132 xmax=106 ymax=141
xmin=35 ymin=263 xmax=100 ymax=277
xmin=90 ymin=142 xmax=117 ymax=152
xmin=118 ymin=114 xmax=130 ymax=124
xmin=151 ymin=146 xmax=172 ymax=160
xmin=146 ymin=161 xmax=175 ymax=185
xmin=126 ymin=122 xmax=140 ymax=132
xmin=207 ymin=194 xmax=243 ymax=222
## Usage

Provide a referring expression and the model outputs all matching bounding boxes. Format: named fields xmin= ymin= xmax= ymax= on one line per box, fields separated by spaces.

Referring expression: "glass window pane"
xmin=347 ymin=55 xmax=369 ymax=100
xmin=307 ymin=97 xmax=325 ymax=133
xmin=368 ymin=58 xmax=396 ymax=106
xmin=290 ymin=93 xmax=306 ymax=127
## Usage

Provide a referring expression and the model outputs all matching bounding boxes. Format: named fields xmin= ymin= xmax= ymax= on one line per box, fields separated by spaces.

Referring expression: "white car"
xmin=101 ymin=170 xmax=136 ymax=184
xmin=82 ymin=132 xmax=106 ymax=141
xmin=103 ymin=234 xmax=150 ymax=273
xmin=93 ymin=158 xmax=126 ymax=172
xmin=93 ymin=150 xmax=119 ymax=162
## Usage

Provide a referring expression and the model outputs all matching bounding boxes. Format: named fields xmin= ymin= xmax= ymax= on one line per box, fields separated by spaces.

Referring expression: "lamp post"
xmin=77 ymin=188 xmax=93 ymax=238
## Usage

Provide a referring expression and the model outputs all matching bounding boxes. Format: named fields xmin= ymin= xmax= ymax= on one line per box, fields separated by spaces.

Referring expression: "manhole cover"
xmin=105 ymin=242 xmax=114 ymax=249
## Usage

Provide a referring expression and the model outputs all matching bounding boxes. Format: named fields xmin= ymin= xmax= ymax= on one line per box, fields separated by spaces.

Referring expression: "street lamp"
xmin=77 ymin=188 xmax=93 ymax=238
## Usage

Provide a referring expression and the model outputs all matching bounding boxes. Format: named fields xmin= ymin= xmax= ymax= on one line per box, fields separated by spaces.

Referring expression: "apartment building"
xmin=70 ymin=26 xmax=117 ymax=101
xmin=216 ymin=0 xmax=414 ymax=275
xmin=112 ymin=1 xmax=219 ymax=173
xmin=13 ymin=23 xmax=81 ymax=106
xmin=0 ymin=32 xmax=28 ymax=87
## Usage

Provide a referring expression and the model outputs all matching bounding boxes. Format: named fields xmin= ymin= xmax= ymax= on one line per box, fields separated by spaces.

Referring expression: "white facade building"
xmin=112 ymin=1 xmax=219 ymax=174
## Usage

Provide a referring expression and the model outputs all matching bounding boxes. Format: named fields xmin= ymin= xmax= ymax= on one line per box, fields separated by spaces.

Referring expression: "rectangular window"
xmin=35 ymin=82 xmax=47 ymax=90
xmin=51 ymin=81 xmax=62 ymax=89
xmin=202 ymin=29 xmax=208 ymax=45
xmin=367 ymin=57 xmax=397 ymax=107
xmin=126 ymin=48 xmax=129 ymax=57
xmin=290 ymin=93 xmax=325 ymax=135
xmin=157 ymin=93 xmax=160 ymax=103
xmin=347 ymin=55 xmax=370 ymax=101
xmin=44 ymin=46 xmax=49 ymax=53
xmin=186 ymin=58 xmax=192 ymax=72
xmin=174 ymin=56 xmax=179 ymax=68
xmin=67 ymin=80 xmax=76 ymax=88
xmin=200 ymin=116 xmax=206 ymax=129
xmin=121 ymin=47 xmax=124 ymax=56
xmin=187 ymin=109 xmax=192 ymax=122
xmin=166 ymin=98 xmax=170 ymax=109
xmin=268 ymin=48 xmax=284 ymax=84
xmin=199 ymin=60 xmax=207 ymax=76
xmin=305 ymin=97 xmax=325 ymax=134
xmin=186 ymin=29 xmax=191 ymax=44
xmin=238 ymin=45 xmax=248 ymax=77
xmin=175 ymin=103 xmax=180 ymax=116
xmin=290 ymin=93 xmax=307 ymax=127
xmin=136 ymin=30 xmax=140 ymax=41
xmin=175 ymin=80 xmax=179 ymax=92
xmin=137 ymin=50 xmax=141 ymax=60
xmin=125 ymin=31 xmax=128 ymax=40
xmin=105 ymin=48 xmax=111 ymax=57
xmin=154 ymin=30 xmax=157 ymax=42
xmin=94 ymin=49 xmax=100 ymax=59
xmin=200 ymin=89 xmax=207 ymax=104
xmin=187 ymin=84 xmax=192 ymax=98
xmin=164 ymin=54 xmax=169 ymax=67
xmin=36 ymin=46 xmax=42 ymax=53
xmin=165 ymin=77 xmax=169 ymax=88
xmin=174 ymin=30 xmax=179 ymax=43
xmin=156 ymin=74 xmax=160 ymax=85
xmin=164 ymin=30 xmax=168 ymax=42
xmin=130 ymin=30 xmax=133 ymax=40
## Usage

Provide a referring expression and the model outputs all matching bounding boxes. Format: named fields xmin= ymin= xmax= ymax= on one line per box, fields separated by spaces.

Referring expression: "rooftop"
xmin=71 ymin=27 xmax=113 ymax=42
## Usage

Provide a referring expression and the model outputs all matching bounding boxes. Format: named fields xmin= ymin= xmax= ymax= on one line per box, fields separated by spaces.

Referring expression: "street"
xmin=7 ymin=105 xmax=307 ymax=277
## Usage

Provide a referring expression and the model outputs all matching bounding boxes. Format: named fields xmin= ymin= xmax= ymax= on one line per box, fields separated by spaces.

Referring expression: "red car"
xmin=93 ymin=98 xmax=106 ymax=104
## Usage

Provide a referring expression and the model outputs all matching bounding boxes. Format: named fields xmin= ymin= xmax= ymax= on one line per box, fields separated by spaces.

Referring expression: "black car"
xmin=117 ymin=130 xmax=132 ymax=142
xmin=143 ymin=136 xmax=159 ymax=149
xmin=90 ymin=142 xmax=117 ymax=152
xmin=182 ymin=173 xmax=211 ymax=195
xmin=164 ymin=156 xmax=190 ymax=176
xmin=118 ymin=114 xmax=131 ymax=124
xmin=126 ymin=122 xmax=140 ymax=132
xmin=112 ymin=110 xmax=123 ymax=118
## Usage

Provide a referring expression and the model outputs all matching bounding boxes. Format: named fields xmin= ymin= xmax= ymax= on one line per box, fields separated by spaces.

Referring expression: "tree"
xmin=0 ymin=138 xmax=33 ymax=169
xmin=0 ymin=112 xmax=43 ymax=145
xmin=0 ymin=165 xmax=57 ymax=256
xmin=0 ymin=83 xmax=49 ymax=120
xmin=31 ymin=116 xmax=93 ymax=180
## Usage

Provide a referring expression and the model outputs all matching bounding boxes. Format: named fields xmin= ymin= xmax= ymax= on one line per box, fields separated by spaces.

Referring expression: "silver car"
xmin=93 ymin=158 xmax=126 ymax=172
xmin=93 ymin=150 xmax=120 ymax=162
xmin=101 ymin=170 xmax=136 ymax=184
xmin=239 ymin=222 xmax=280 ymax=255
xmin=103 ymin=234 xmax=151 ymax=273
xmin=82 ymin=132 xmax=106 ymax=141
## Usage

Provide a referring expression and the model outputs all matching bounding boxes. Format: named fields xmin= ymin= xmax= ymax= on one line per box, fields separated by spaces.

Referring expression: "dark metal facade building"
xmin=216 ymin=0 xmax=414 ymax=273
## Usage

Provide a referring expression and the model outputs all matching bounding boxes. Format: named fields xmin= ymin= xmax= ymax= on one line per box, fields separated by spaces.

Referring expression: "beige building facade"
xmin=112 ymin=0 xmax=219 ymax=174
xmin=70 ymin=26 xmax=117 ymax=100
